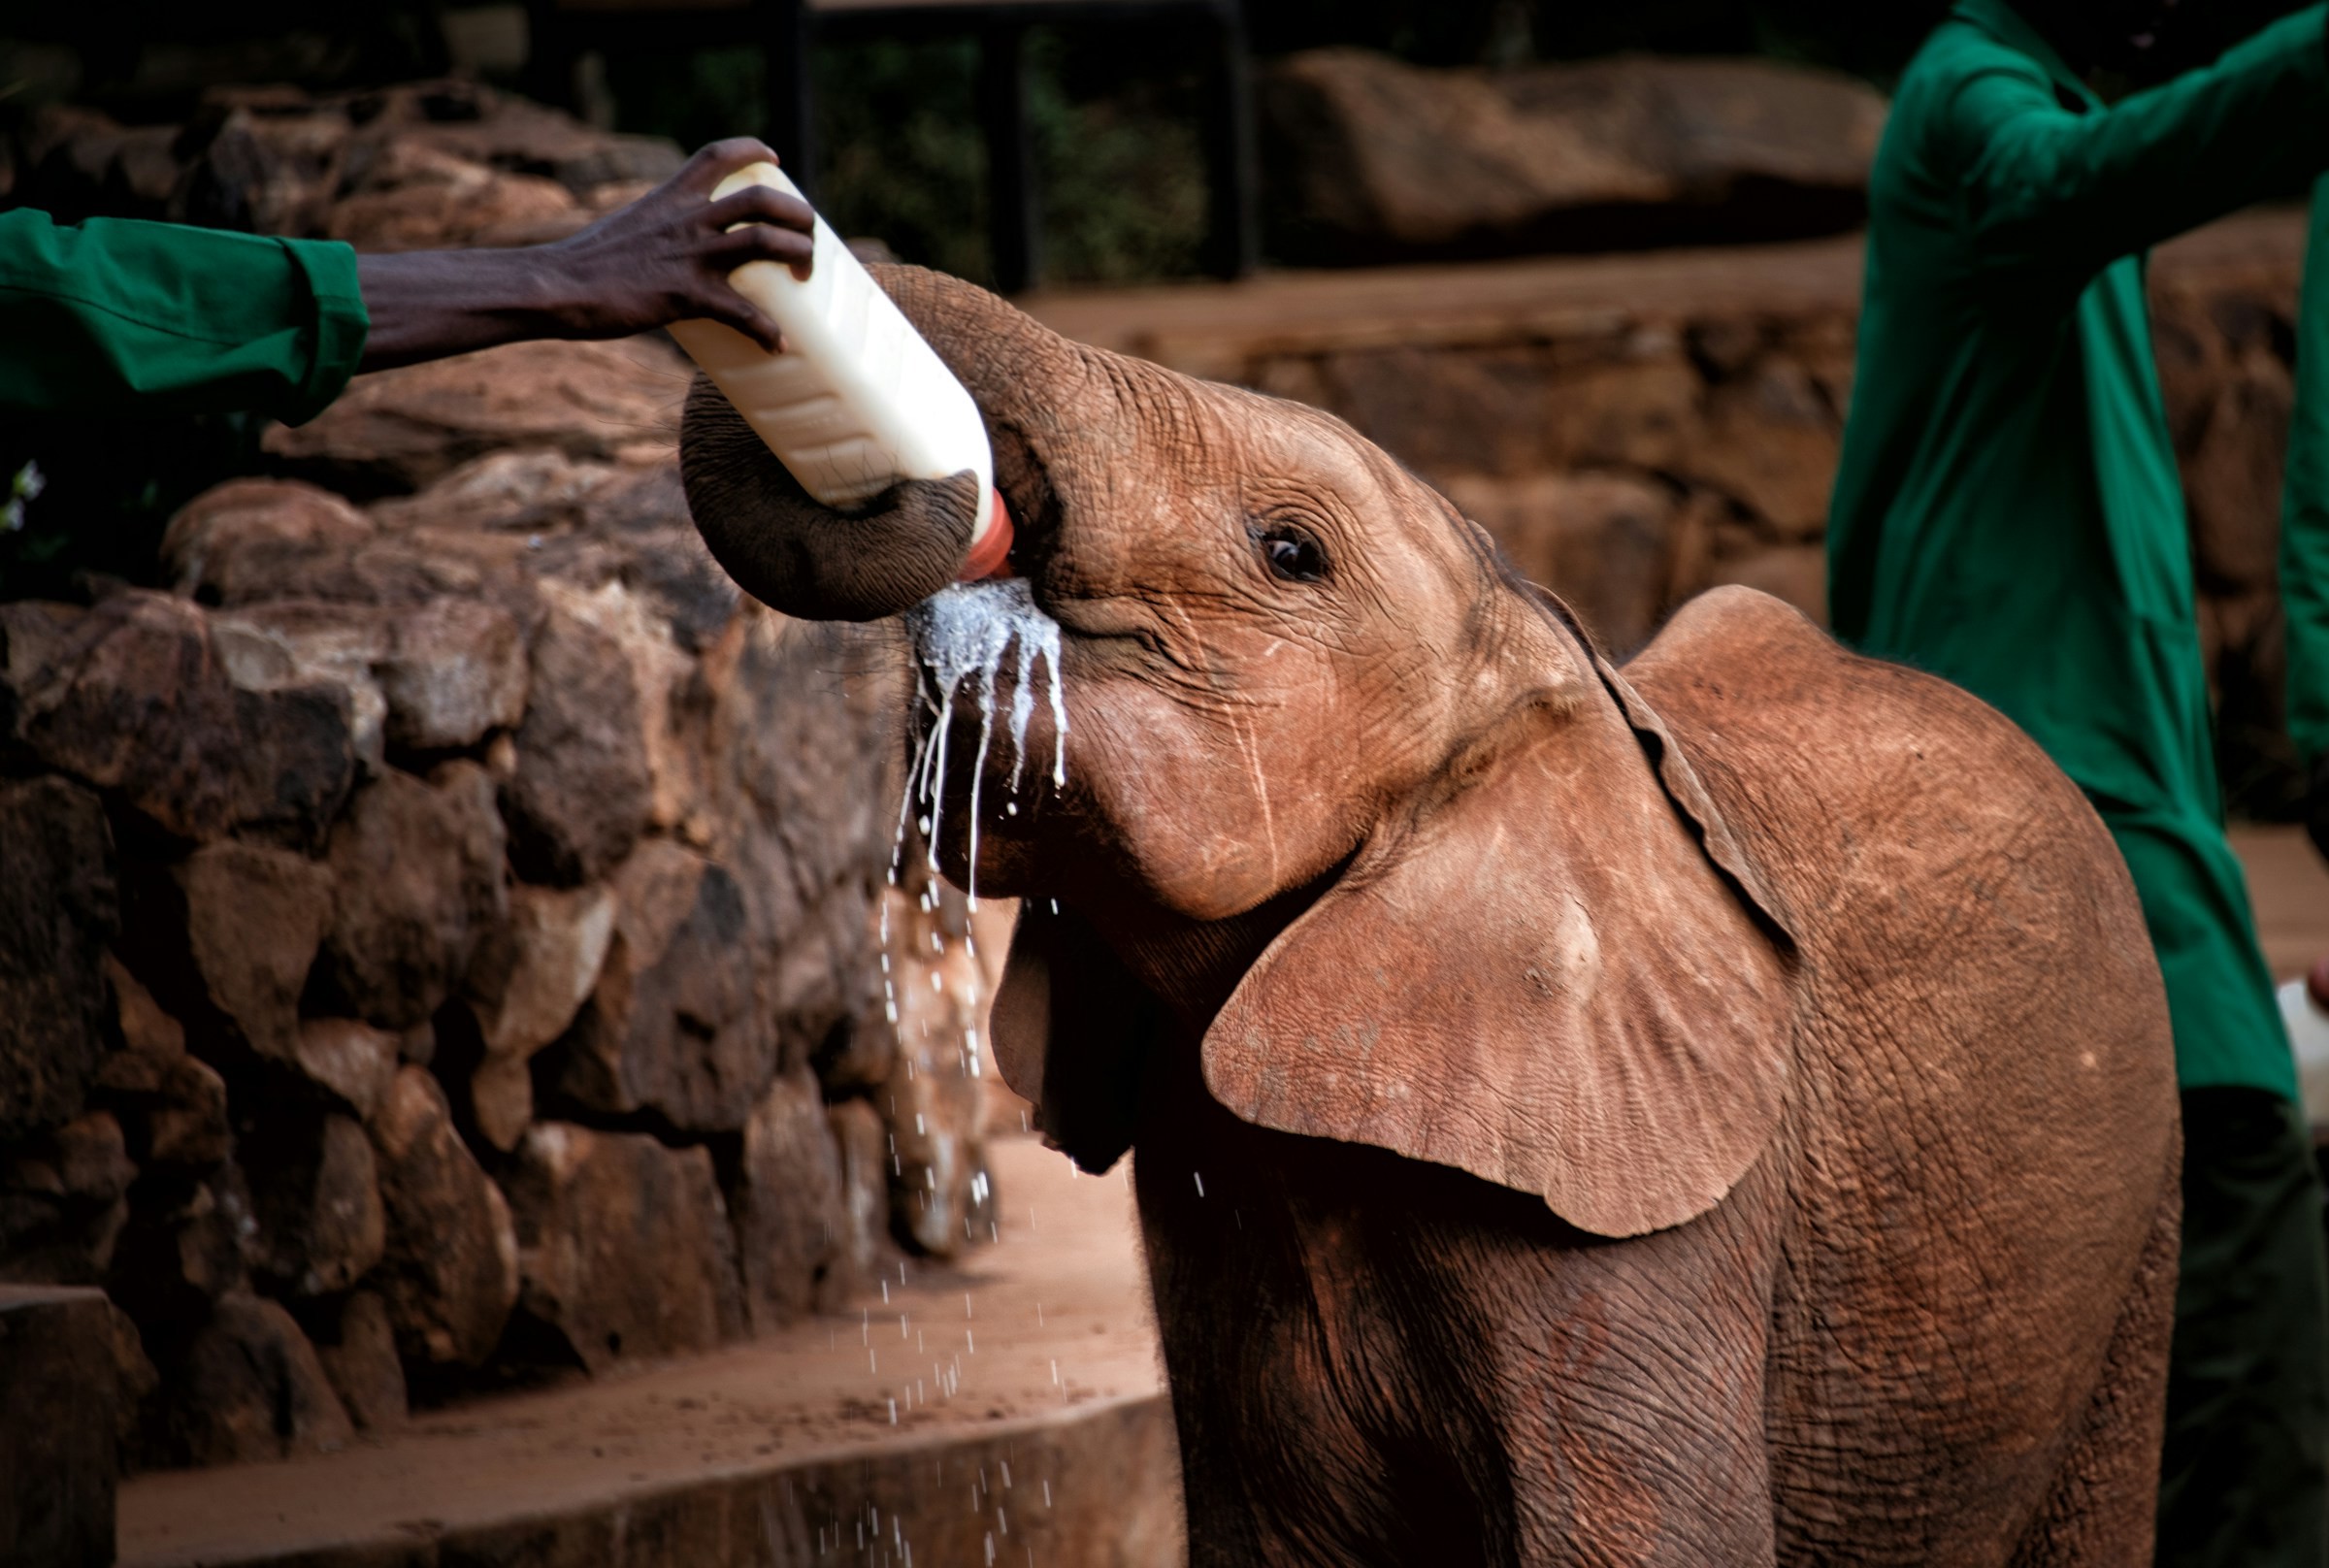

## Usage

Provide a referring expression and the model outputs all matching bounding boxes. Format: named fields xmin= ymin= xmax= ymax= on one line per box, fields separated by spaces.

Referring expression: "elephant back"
xmin=1621 ymin=583 xmax=2180 ymax=1543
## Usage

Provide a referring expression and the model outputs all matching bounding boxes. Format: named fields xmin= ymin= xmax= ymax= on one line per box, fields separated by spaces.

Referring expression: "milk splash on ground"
xmin=877 ymin=579 xmax=1070 ymax=1072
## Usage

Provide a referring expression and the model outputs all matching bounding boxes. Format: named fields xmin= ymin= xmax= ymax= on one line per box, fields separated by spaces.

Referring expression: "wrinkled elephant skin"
xmin=681 ymin=266 xmax=2181 ymax=1567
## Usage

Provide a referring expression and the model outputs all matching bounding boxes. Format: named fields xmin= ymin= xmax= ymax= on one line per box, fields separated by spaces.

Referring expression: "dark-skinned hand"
xmin=353 ymin=138 xmax=813 ymax=372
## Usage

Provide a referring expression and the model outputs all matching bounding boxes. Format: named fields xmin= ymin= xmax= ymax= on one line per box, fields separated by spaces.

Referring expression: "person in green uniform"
xmin=2289 ymin=176 xmax=2329 ymax=866
xmin=1826 ymin=2 xmax=2329 ymax=1561
xmin=1 ymin=136 xmax=811 ymax=424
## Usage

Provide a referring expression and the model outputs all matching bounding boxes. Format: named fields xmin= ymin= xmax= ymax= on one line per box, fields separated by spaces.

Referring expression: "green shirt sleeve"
xmin=1940 ymin=6 xmax=2329 ymax=289
xmin=2287 ymin=174 xmax=2329 ymax=768
xmin=0 ymin=209 xmax=369 ymax=426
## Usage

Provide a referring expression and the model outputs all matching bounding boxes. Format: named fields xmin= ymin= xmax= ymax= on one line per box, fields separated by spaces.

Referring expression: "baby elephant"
xmin=680 ymin=266 xmax=2181 ymax=1566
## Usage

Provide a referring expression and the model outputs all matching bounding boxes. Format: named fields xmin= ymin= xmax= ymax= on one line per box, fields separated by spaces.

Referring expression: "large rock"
xmin=0 ymin=1287 xmax=118 ymax=1568
xmin=104 ymin=1169 xmax=254 ymax=1329
xmin=533 ymin=576 xmax=699 ymax=836
xmin=463 ymin=882 xmax=616 ymax=1151
xmin=166 ymin=480 xmax=543 ymax=614
xmin=729 ymin=1071 xmax=855 ymax=1331
xmin=500 ymin=595 xmax=653 ymax=885
xmin=1679 ymin=357 xmax=1842 ymax=539
xmin=369 ymin=1067 xmax=517 ymax=1368
xmin=122 ymin=838 xmax=334 ymax=1064
xmin=1261 ymin=49 xmax=1887 ymax=261
xmin=173 ymin=104 xmax=348 ymax=236
xmin=211 ymin=592 xmax=531 ymax=767
xmin=0 ymin=1112 xmax=135 ymax=1287
xmin=377 ymin=596 xmax=531 ymax=751
xmin=366 ymin=447 xmax=625 ymax=538
xmin=0 ymin=776 xmax=117 ymax=1142
xmin=94 ymin=1031 xmax=231 ymax=1172
xmin=210 ymin=603 xmax=392 ymax=778
xmin=150 ymin=1292 xmax=353 ymax=1467
xmin=549 ymin=839 xmax=771 ymax=1133
xmin=160 ymin=479 xmax=376 ymax=604
xmin=262 ymin=336 xmax=689 ymax=498
xmin=503 ymin=1123 xmax=743 ymax=1373
xmin=325 ymin=140 xmax=576 ymax=252
xmin=1443 ymin=471 xmax=1677 ymax=653
xmin=312 ymin=1289 xmax=409 ymax=1432
xmin=243 ymin=1112 xmax=385 ymax=1298
xmin=1 ymin=592 xmax=356 ymax=849
xmin=315 ymin=764 xmax=507 ymax=1029
xmin=290 ymin=1017 xmax=402 ymax=1122
xmin=382 ymin=83 xmax=683 ymax=194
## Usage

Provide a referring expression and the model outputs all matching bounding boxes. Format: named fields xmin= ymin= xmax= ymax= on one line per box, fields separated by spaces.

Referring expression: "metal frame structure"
xmin=527 ymin=0 xmax=1257 ymax=291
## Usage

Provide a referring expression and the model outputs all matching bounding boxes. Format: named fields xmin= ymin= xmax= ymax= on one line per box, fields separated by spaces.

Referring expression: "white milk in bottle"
xmin=669 ymin=162 xmax=1013 ymax=579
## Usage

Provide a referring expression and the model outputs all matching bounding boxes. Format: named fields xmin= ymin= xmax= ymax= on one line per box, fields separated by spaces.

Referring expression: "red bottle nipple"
xmin=959 ymin=487 xmax=1015 ymax=581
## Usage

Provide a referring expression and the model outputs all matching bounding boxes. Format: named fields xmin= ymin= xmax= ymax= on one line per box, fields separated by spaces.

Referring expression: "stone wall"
xmin=1033 ymin=210 xmax=2320 ymax=818
xmin=0 ymin=332 xmax=1005 ymax=1473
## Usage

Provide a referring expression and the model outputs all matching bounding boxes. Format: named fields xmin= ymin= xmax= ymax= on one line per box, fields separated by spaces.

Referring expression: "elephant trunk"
xmin=678 ymin=263 xmax=1082 ymax=624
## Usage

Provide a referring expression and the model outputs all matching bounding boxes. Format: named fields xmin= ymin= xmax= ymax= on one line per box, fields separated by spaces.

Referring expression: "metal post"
xmin=979 ymin=21 xmax=1042 ymax=293
xmin=759 ymin=0 xmax=818 ymax=195
xmin=1199 ymin=0 xmax=1259 ymax=278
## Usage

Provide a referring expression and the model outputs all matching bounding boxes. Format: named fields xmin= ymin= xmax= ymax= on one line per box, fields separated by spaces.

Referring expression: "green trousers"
xmin=2157 ymin=1088 xmax=2329 ymax=1568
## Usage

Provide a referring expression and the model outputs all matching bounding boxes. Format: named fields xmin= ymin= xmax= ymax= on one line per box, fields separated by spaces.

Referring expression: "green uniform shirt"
xmin=1828 ymin=0 xmax=2329 ymax=1098
xmin=0 ymin=209 xmax=368 ymax=424
xmin=2287 ymin=177 xmax=2329 ymax=771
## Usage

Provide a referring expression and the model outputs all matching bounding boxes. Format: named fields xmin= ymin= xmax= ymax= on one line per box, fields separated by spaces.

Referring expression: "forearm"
xmin=0 ymin=211 xmax=365 ymax=421
xmin=354 ymin=248 xmax=579 ymax=373
xmin=1961 ymin=6 xmax=2329 ymax=282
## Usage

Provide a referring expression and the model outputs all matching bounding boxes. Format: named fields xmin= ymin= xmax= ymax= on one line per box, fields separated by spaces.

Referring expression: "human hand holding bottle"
xmin=354 ymin=138 xmax=816 ymax=371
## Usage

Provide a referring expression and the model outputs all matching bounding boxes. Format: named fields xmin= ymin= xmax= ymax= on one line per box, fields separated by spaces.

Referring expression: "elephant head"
xmin=681 ymin=266 xmax=1797 ymax=1240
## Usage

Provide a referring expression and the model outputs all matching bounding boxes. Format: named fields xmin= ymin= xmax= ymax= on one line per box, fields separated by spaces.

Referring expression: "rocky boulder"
xmin=368 ymin=1068 xmax=517 ymax=1368
xmin=1261 ymin=49 xmax=1886 ymax=262
xmin=0 ymin=777 xmax=118 ymax=1143
xmin=119 ymin=839 xmax=335 ymax=1066
xmin=503 ymin=1123 xmax=743 ymax=1373
xmin=498 ymin=592 xmax=654 ymax=886
xmin=547 ymin=839 xmax=769 ymax=1133
xmin=1 ymin=592 xmax=356 ymax=850
xmin=729 ymin=1072 xmax=856 ymax=1330
xmin=262 ymin=336 xmax=688 ymax=498
xmin=148 ymin=1292 xmax=352 ymax=1467
xmin=310 ymin=1289 xmax=409 ymax=1432
xmin=313 ymin=764 xmax=507 ymax=1029
xmin=462 ymin=882 xmax=616 ymax=1152
xmin=241 ymin=1113 xmax=384 ymax=1299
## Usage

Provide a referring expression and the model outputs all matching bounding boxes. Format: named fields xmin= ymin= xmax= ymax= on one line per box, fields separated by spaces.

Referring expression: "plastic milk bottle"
xmin=668 ymin=162 xmax=1013 ymax=579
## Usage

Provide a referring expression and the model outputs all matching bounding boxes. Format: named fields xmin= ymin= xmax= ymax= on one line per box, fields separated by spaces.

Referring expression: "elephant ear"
xmin=990 ymin=901 xmax=1164 ymax=1174
xmin=1200 ymin=680 xmax=1797 ymax=1239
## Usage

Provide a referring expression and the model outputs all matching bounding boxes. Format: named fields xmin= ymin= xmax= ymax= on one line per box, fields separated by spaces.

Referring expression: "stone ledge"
xmin=119 ymin=1137 xmax=1179 ymax=1568
xmin=1021 ymin=206 xmax=2310 ymax=377
xmin=0 ymin=1285 xmax=119 ymax=1568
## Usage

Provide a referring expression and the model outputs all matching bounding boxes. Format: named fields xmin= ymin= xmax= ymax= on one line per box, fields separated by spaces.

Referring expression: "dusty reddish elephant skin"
xmin=678 ymin=265 xmax=2181 ymax=1566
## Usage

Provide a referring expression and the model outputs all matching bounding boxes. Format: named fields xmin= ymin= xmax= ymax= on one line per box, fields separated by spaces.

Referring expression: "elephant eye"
xmin=1258 ymin=524 xmax=1329 ymax=585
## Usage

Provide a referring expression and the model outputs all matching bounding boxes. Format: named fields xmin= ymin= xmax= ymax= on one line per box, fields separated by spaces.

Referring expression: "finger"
xmin=696 ymin=288 xmax=787 ymax=353
xmin=707 ymin=223 xmax=816 ymax=277
xmin=705 ymin=184 xmax=816 ymax=236
xmin=677 ymin=136 xmax=780 ymax=193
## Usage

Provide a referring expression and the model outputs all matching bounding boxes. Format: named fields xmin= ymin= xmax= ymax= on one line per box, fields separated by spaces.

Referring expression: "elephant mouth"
xmin=901 ymin=577 xmax=1071 ymax=885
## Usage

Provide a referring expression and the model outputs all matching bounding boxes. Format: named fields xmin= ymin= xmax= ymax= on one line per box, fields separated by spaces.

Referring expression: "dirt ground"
xmin=115 ymin=1137 xmax=1164 ymax=1568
